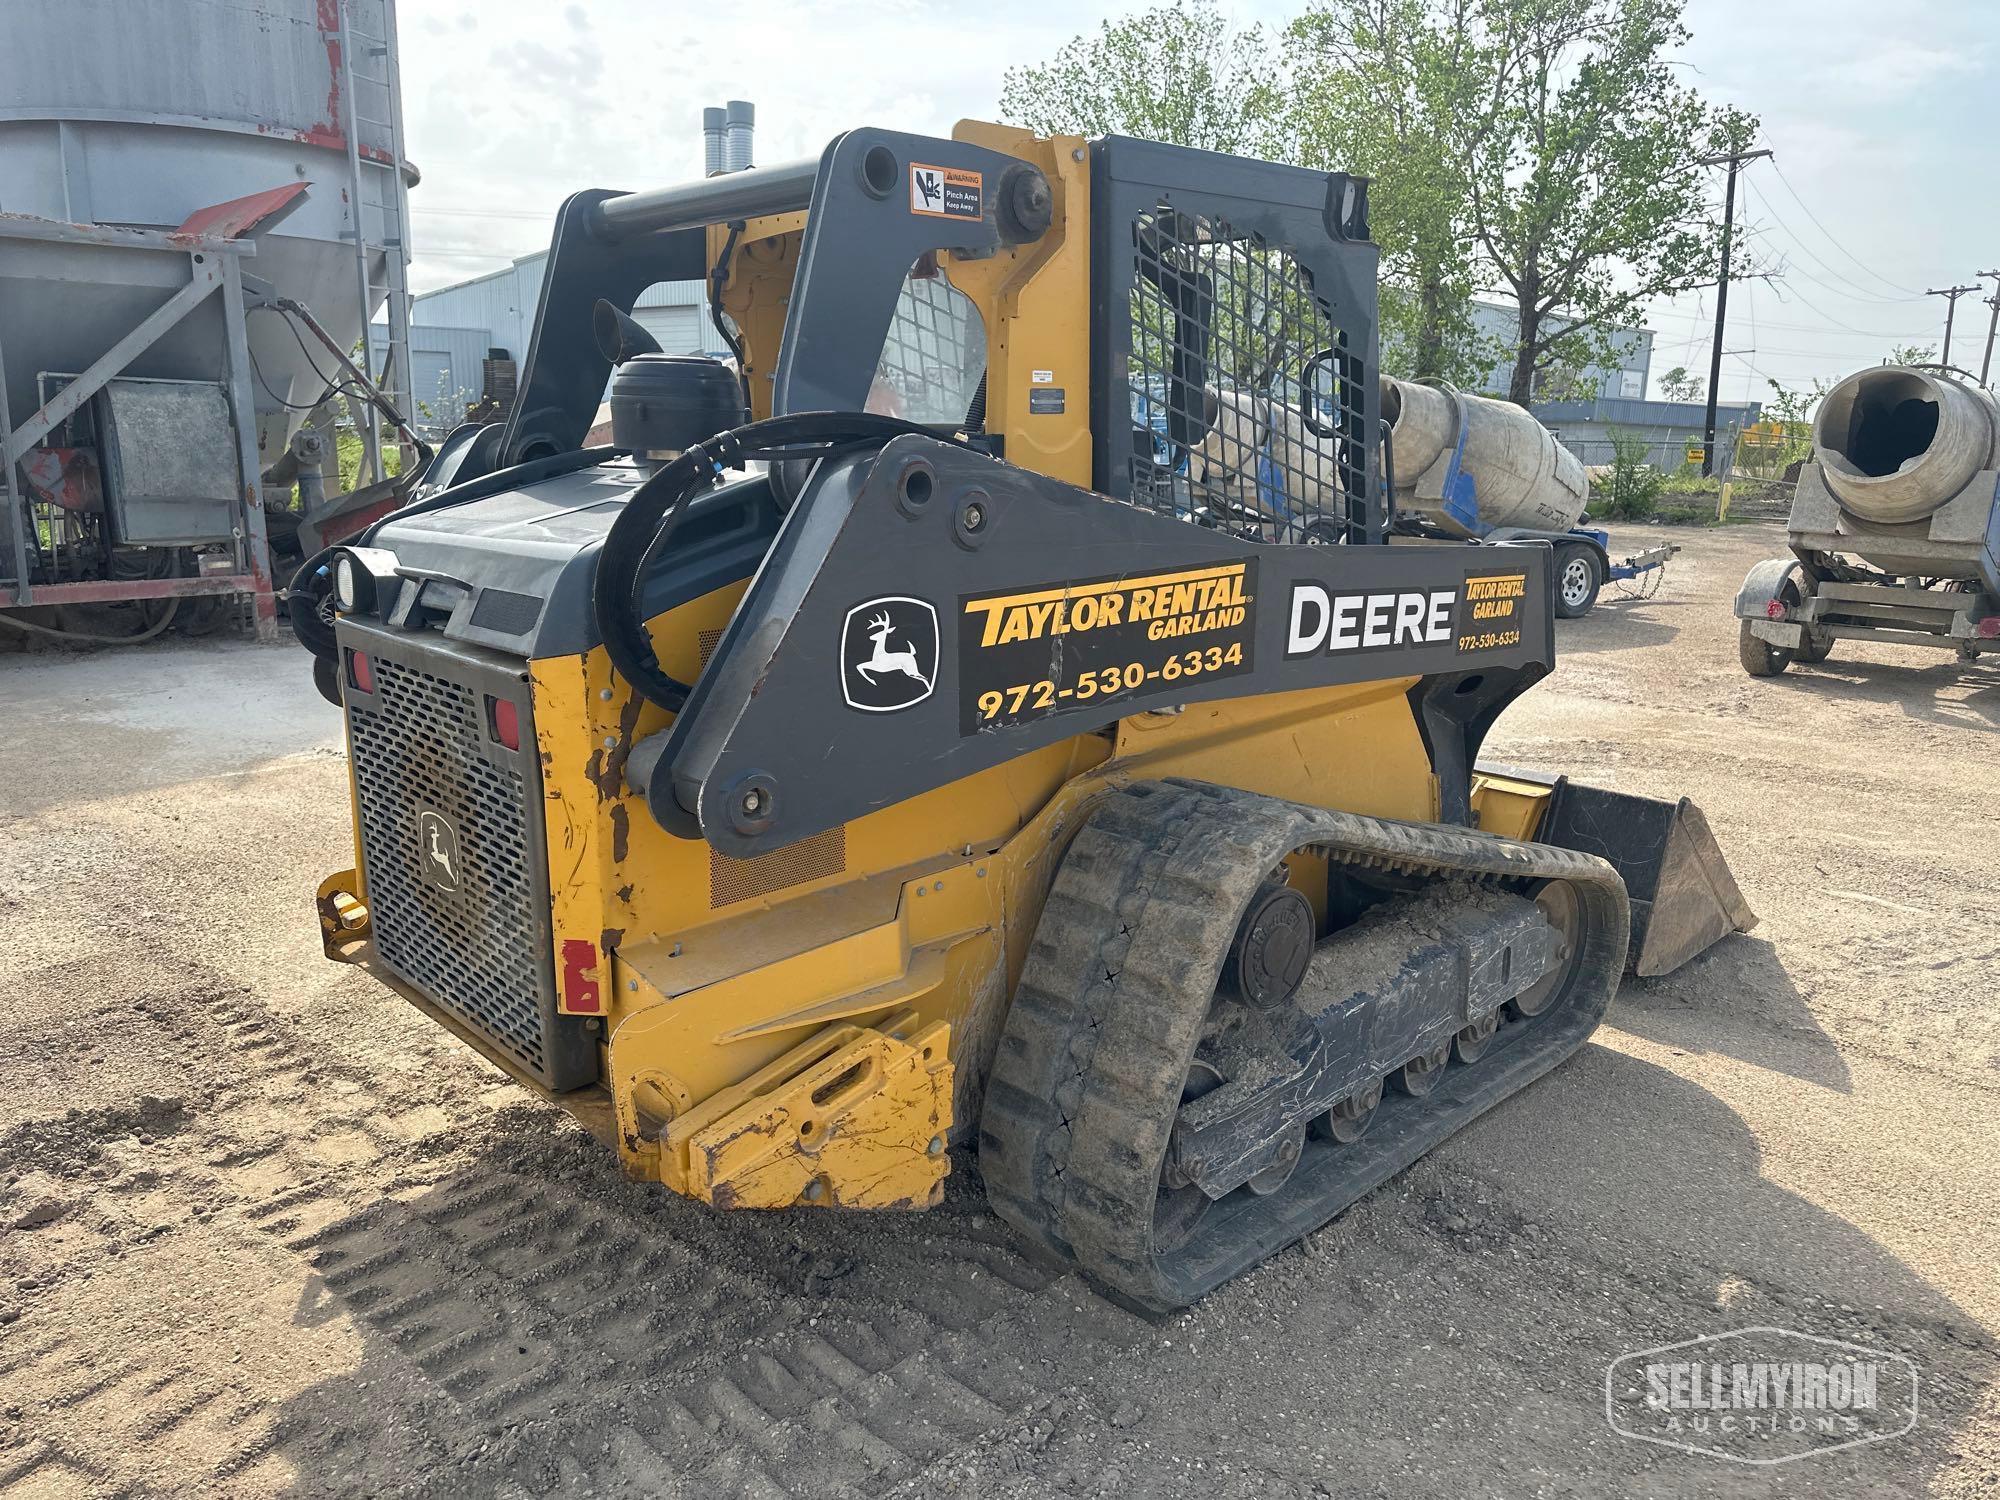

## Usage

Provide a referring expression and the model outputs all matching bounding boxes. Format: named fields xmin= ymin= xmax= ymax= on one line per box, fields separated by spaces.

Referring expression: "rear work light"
xmin=489 ymin=695 xmax=521 ymax=751
xmin=348 ymin=649 xmax=375 ymax=694
xmin=1764 ymin=599 xmax=1789 ymax=621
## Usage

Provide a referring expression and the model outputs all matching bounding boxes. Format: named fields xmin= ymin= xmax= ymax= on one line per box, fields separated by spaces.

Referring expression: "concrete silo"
xmin=0 ymin=0 xmax=414 ymax=636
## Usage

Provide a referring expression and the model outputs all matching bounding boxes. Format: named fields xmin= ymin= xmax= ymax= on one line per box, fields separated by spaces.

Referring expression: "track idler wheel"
xmin=1223 ymin=877 xmax=1314 ymax=1008
xmin=1510 ymin=879 xmax=1581 ymax=1019
xmin=1154 ymin=1059 xmax=1225 ymax=1253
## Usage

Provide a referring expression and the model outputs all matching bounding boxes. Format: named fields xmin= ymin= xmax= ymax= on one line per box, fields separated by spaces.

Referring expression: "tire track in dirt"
xmin=247 ymin=1140 xmax=1149 ymax=1497
xmin=2 ymin=973 xmax=1151 ymax=1499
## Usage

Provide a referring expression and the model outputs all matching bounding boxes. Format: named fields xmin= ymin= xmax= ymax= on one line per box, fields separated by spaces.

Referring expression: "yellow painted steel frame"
xmin=710 ymin=124 xmax=1091 ymax=483
xmin=323 ymin=124 xmax=1559 ymax=1215
xmin=533 ymin=613 xmax=1449 ymax=1208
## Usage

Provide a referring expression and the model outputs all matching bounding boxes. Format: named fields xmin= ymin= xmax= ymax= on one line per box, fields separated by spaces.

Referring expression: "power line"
xmin=1745 ymin=275 xmax=1758 ymax=402
xmin=1741 ymin=182 xmax=1926 ymax=306
xmin=1660 ymin=336 xmax=1930 ymax=361
xmin=1677 ymin=289 xmax=1706 ymax=366
xmin=1766 ymin=160 xmax=1926 ymax=298
xmin=1644 ymin=306 xmax=1936 ymax=341
xmin=1765 ymin=274 xmax=1934 ymax=341
xmin=1742 ymin=180 xmax=1919 ymax=305
xmin=1761 ymin=249 xmax=1927 ymax=314
xmin=1978 ymin=270 xmax=2000 ymax=385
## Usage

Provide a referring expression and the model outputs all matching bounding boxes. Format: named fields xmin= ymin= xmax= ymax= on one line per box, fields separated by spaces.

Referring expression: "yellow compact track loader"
xmin=302 ymin=122 xmax=1753 ymax=1310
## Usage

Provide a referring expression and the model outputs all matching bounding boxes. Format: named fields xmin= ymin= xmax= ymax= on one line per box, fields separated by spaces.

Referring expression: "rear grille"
xmin=343 ymin=636 xmax=589 ymax=1088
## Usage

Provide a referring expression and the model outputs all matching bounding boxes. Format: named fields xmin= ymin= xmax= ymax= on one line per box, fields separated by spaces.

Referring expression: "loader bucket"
xmin=1532 ymin=780 xmax=1757 ymax=977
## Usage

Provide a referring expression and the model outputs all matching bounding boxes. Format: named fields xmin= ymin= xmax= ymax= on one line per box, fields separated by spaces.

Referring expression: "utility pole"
xmin=1977 ymin=270 xmax=2000 ymax=386
xmin=1925 ymin=283 xmax=1981 ymax=367
xmin=1698 ymin=147 xmax=1772 ymax=478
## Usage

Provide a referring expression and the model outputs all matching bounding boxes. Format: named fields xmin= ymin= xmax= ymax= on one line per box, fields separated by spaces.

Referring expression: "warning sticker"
xmin=910 ymin=163 xmax=983 ymax=220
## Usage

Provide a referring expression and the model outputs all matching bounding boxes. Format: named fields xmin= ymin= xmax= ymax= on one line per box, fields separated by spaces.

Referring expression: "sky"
xmin=396 ymin=0 xmax=1998 ymax=404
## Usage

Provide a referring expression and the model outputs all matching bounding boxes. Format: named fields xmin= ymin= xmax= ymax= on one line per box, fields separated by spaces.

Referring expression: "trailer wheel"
xmin=1555 ymin=544 xmax=1602 ymax=619
xmin=1738 ymin=620 xmax=1792 ymax=676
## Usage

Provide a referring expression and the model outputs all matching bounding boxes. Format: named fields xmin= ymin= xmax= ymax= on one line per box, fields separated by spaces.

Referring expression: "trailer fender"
xmin=1485 ymin=525 xmax=1609 ymax=571
xmin=1735 ymin=558 xmax=1807 ymax=647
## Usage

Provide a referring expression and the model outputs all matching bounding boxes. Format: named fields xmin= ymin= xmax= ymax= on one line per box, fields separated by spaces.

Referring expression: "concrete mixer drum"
xmin=1735 ymin=364 xmax=2000 ymax=674
xmin=1378 ymin=378 xmax=1677 ymax=618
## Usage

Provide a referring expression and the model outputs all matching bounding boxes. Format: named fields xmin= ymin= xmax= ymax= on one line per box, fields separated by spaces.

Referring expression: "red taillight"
xmin=1977 ymin=616 xmax=2000 ymax=639
xmin=1764 ymin=599 xmax=1788 ymax=621
xmin=348 ymin=649 xmax=374 ymax=693
xmin=489 ymin=695 xmax=521 ymax=751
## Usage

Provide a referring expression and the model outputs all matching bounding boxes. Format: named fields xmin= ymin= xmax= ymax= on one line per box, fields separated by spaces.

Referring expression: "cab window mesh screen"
xmin=1126 ymin=205 xmax=1365 ymax=542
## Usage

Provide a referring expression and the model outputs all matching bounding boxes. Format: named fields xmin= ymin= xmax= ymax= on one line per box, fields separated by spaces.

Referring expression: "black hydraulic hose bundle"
xmin=592 ymin=412 xmax=970 ymax=714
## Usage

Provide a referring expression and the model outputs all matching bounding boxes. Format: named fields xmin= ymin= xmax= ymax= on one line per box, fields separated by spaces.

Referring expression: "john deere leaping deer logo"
xmin=840 ymin=596 xmax=939 ymax=713
xmin=416 ymin=809 xmax=461 ymax=893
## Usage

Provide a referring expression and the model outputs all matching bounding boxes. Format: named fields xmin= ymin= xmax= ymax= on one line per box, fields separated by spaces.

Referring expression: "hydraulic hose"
xmin=592 ymin=411 xmax=966 ymax=714
xmin=0 ymin=597 xmax=180 ymax=644
xmin=0 ymin=548 xmax=188 ymax=644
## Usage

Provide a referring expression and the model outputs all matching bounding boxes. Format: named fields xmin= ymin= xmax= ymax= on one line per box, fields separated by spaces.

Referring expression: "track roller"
xmin=1453 ymin=1014 xmax=1500 ymax=1065
xmin=1316 ymin=1078 xmax=1383 ymax=1144
xmin=1396 ymin=1042 xmax=1452 ymax=1098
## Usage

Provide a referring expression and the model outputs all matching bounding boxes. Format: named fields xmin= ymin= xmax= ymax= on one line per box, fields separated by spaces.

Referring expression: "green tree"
xmin=1762 ymin=375 xmax=1829 ymax=468
xmin=1283 ymin=0 xmax=1751 ymax=404
xmin=1003 ymin=2 xmax=1328 ymax=409
xmin=1658 ymin=365 xmax=1704 ymax=403
xmin=1455 ymin=0 xmax=1757 ymax=405
xmin=1597 ymin=426 xmax=1665 ymax=519
xmin=1762 ymin=376 xmax=1829 ymax=426
xmin=1288 ymin=0 xmax=1488 ymax=385
xmin=1887 ymin=342 xmax=1936 ymax=367
xmin=998 ymin=0 xmax=1282 ymax=155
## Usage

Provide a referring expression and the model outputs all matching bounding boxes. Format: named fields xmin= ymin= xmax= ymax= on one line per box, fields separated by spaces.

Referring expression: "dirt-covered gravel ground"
xmin=1 ymin=520 xmax=1995 ymax=1499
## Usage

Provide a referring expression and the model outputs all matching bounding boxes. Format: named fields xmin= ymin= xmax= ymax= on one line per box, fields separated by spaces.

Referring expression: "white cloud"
xmin=395 ymin=0 xmax=1993 ymax=393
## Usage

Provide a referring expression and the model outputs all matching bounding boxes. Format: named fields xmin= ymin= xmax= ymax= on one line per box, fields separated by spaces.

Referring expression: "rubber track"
xmin=979 ymin=778 xmax=1630 ymax=1312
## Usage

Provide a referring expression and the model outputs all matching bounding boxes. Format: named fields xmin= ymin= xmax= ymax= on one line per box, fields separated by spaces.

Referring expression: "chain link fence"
xmin=1569 ymin=423 xmax=1808 ymax=524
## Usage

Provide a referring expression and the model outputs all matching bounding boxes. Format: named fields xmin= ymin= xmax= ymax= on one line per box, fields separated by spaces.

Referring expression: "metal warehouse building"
xmin=380 ymin=253 xmax=723 ymax=429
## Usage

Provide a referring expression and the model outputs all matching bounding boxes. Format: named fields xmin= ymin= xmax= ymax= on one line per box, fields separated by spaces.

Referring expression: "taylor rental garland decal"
xmin=1453 ymin=568 xmax=1528 ymax=653
xmin=958 ymin=562 xmax=1257 ymax=732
